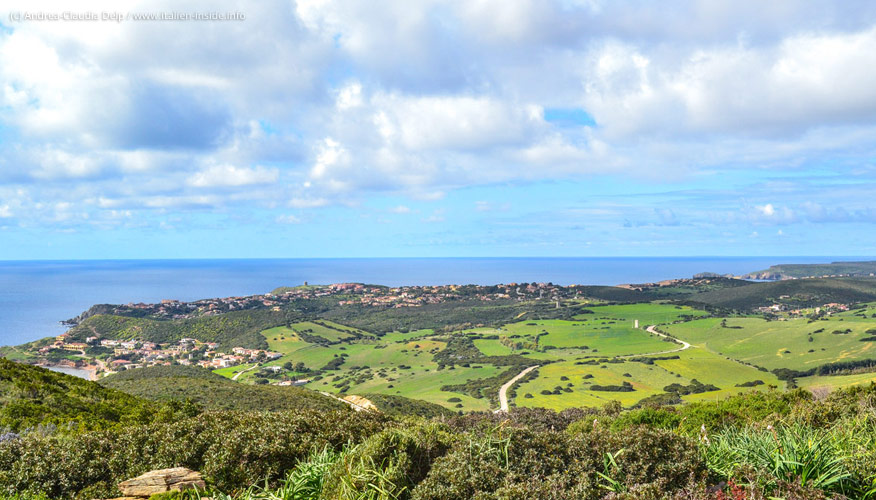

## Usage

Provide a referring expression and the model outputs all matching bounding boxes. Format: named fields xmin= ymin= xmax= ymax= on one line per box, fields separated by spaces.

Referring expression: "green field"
xmin=797 ymin=372 xmax=876 ymax=391
xmin=206 ymin=300 xmax=876 ymax=413
xmin=664 ymin=316 xmax=876 ymax=370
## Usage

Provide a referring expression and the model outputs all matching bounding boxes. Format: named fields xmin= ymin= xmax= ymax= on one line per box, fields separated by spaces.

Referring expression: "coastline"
xmin=40 ymin=362 xmax=98 ymax=381
xmin=1 ymin=256 xmax=856 ymax=348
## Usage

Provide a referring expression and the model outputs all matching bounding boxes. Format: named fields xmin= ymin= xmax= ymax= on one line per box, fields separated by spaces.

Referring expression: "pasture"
xmin=211 ymin=300 xmax=876 ymax=412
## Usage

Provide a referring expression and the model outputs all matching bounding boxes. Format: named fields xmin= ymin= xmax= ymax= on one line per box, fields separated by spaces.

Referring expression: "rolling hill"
xmin=0 ymin=359 xmax=163 ymax=432
xmin=689 ymin=277 xmax=876 ymax=311
xmin=99 ymin=365 xmax=347 ymax=412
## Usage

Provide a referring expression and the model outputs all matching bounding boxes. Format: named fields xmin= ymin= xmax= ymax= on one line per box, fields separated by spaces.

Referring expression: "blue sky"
xmin=1 ymin=1 xmax=876 ymax=259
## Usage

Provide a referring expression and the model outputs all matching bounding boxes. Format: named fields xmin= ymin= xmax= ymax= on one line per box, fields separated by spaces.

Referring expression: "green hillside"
xmin=743 ymin=261 xmax=876 ymax=280
xmin=99 ymin=365 xmax=346 ymax=412
xmin=65 ymin=309 xmax=283 ymax=349
xmin=689 ymin=277 xmax=876 ymax=311
xmin=0 ymin=359 xmax=165 ymax=432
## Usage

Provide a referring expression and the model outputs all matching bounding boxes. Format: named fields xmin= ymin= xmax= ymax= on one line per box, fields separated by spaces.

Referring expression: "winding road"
xmin=497 ymin=365 xmax=540 ymax=412
xmin=496 ymin=325 xmax=692 ymax=411
xmin=232 ymin=363 xmax=259 ymax=381
xmin=642 ymin=325 xmax=691 ymax=353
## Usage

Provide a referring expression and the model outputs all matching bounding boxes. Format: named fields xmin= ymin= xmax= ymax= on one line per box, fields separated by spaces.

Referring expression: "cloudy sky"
xmin=1 ymin=0 xmax=876 ymax=259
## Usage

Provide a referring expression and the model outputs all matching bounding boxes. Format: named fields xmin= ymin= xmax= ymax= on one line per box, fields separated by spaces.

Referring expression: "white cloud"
xmin=583 ymin=27 xmax=876 ymax=138
xmin=187 ymin=165 xmax=279 ymax=188
xmin=371 ymin=93 xmax=544 ymax=151
xmin=2 ymin=0 xmax=876 ymax=232
xmin=276 ymin=214 xmax=302 ymax=224
xmin=758 ymin=204 xmax=776 ymax=217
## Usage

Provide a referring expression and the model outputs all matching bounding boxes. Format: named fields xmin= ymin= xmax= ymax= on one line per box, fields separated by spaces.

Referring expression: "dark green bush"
xmin=411 ymin=425 xmax=705 ymax=500
xmin=0 ymin=409 xmax=389 ymax=499
xmin=320 ymin=422 xmax=454 ymax=500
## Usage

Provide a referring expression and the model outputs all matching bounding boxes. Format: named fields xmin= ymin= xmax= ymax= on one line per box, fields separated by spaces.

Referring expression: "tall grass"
xmin=208 ymin=445 xmax=350 ymax=500
xmin=702 ymin=423 xmax=854 ymax=496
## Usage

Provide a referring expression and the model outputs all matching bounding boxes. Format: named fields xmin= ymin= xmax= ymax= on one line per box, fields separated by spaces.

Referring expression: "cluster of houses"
xmin=40 ymin=333 xmax=281 ymax=373
xmin=335 ymin=282 xmax=573 ymax=308
xmin=38 ymin=333 xmax=90 ymax=354
xmin=757 ymin=301 xmax=852 ymax=316
xmin=66 ymin=282 xmax=578 ymax=326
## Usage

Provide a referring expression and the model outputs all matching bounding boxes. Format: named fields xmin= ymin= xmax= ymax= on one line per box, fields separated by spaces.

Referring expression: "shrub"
xmin=411 ymin=425 xmax=705 ymax=500
xmin=0 ymin=410 xmax=389 ymax=498
xmin=702 ymin=424 xmax=856 ymax=496
xmin=320 ymin=423 xmax=454 ymax=500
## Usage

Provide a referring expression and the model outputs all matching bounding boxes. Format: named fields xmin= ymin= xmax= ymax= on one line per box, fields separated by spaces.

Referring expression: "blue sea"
xmin=0 ymin=257 xmax=863 ymax=347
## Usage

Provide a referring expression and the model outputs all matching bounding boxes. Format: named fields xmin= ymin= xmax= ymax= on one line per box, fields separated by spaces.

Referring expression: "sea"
xmin=0 ymin=257 xmax=865 ymax=348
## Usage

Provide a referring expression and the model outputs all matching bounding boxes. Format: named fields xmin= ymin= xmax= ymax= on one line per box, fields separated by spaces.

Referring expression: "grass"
xmin=797 ymin=371 xmax=876 ymax=391
xmin=702 ymin=423 xmax=856 ymax=495
xmin=334 ymin=364 xmax=504 ymax=412
xmin=664 ymin=316 xmax=876 ymax=370
xmin=516 ymin=358 xmax=685 ymax=409
xmin=574 ymin=302 xmax=709 ymax=324
xmin=246 ymin=322 xmax=502 ymax=411
xmin=214 ymin=363 xmax=258 ymax=379
xmin=472 ymin=338 xmax=514 ymax=356
xmin=208 ymin=300 xmax=876 ymax=413
xmin=471 ymin=318 xmax=670 ymax=356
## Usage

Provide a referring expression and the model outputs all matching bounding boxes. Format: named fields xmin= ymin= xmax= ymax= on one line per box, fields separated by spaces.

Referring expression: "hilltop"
xmin=0 ymin=358 xmax=173 ymax=432
xmin=740 ymin=260 xmax=876 ymax=280
xmin=688 ymin=277 xmax=876 ymax=311
xmin=99 ymin=365 xmax=347 ymax=412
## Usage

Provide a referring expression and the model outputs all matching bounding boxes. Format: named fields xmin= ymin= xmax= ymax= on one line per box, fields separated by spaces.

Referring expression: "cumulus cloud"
xmin=1 ymin=0 xmax=876 ymax=234
xmin=187 ymin=164 xmax=279 ymax=188
xmin=275 ymin=214 xmax=302 ymax=224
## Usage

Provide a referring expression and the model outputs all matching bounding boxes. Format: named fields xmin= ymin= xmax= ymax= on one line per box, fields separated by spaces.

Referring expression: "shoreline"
xmin=39 ymin=362 xmax=99 ymax=381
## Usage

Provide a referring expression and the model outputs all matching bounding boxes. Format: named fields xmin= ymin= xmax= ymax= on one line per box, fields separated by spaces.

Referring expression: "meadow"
xmin=663 ymin=313 xmax=876 ymax=371
xmin=212 ymin=302 xmax=850 ymax=413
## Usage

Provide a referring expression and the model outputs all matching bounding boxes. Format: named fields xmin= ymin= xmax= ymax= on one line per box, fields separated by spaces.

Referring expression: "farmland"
xmin=662 ymin=312 xmax=876 ymax=371
xmin=211 ymin=302 xmax=837 ymax=413
xmin=12 ymin=279 xmax=876 ymax=414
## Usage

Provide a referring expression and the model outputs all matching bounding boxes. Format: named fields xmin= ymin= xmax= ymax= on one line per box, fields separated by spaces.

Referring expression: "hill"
xmin=0 ymin=359 xmax=166 ymax=432
xmin=359 ymin=392 xmax=455 ymax=418
xmin=99 ymin=365 xmax=346 ymax=412
xmin=688 ymin=277 xmax=876 ymax=311
xmin=742 ymin=261 xmax=876 ymax=280
xmin=65 ymin=309 xmax=281 ymax=350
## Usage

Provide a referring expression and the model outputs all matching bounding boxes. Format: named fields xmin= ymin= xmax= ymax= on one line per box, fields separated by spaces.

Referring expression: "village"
xmin=755 ymin=299 xmax=852 ymax=318
xmin=41 ymin=332 xmax=283 ymax=378
xmin=65 ymin=281 xmax=576 ymax=323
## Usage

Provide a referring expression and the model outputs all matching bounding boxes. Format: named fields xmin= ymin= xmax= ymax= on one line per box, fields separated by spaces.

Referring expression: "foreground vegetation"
xmin=3 ymin=371 xmax=876 ymax=499
xmin=7 ymin=274 xmax=876 ymax=498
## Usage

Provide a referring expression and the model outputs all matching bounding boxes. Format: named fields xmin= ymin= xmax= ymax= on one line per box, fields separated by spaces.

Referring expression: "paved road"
xmin=643 ymin=324 xmax=691 ymax=353
xmin=497 ymin=365 xmax=540 ymax=412
xmin=495 ymin=326 xmax=691 ymax=411
xmin=232 ymin=363 xmax=258 ymax=380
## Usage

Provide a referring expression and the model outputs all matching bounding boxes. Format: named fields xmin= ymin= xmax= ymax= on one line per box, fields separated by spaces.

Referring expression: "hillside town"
xmin=65 ymin=282 xmax=579 ymax=324
xmin=41 ymin=332 xmax=282 ymax=375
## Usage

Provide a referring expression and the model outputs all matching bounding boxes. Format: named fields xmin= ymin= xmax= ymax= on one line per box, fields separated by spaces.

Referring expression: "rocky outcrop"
xmin=104 ymin=467 xmax=206 ymax=499
xmin=343 ymin=394 xmax=377 ymax=411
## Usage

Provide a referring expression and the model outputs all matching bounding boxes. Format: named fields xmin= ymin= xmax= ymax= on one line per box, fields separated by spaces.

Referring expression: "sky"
xmin=1 ymin=1 xmax=876 ymax=259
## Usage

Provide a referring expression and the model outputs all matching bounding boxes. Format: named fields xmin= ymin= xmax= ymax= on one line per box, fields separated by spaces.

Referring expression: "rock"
xmin=117 ymin=467 xmax=205 ymax=497
xmin=342 ymin=394 xmax=378 ymax=411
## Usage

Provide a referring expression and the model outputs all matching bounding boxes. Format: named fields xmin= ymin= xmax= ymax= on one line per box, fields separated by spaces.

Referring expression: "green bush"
xmin=702 ymin=423 xmax=857 ymax=496
xmin=0 ymin=410 xmax=389 ymax=499
xmin=411 ymin=425 xmax=705 ymax=500
xmin=320 ymin=423 xmax=454 ymax=500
